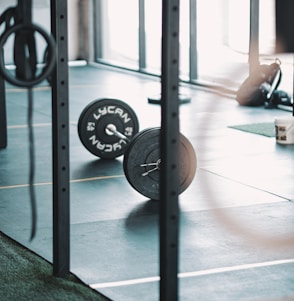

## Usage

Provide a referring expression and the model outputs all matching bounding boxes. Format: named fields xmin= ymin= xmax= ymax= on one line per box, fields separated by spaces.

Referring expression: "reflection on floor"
xmin=0 ymin=65 xmax=293 ymax=301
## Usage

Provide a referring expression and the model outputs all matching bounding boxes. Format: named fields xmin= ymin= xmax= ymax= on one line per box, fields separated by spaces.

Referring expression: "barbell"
xmin=78 ymin=98 xmax=197 ymax=200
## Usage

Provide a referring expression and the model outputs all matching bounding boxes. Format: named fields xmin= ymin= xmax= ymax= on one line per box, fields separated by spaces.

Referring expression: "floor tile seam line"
xmin=0 ymin=175 xmax=125 ymax=190
xmin=7 ymin=123 xmax=52 ymax=129
xmin=89 ymin=258 xmax=294 ymax=289
xmin=6 ymin=83 xmax=108 ymax=93
xmin=6 ymin=86 xmax=51 ymax=93
xmin=199 ymin=167 xmax=291 ymax=202
xmin=70 ymin=175 xmax=124 ymax=183
xmin=7 ymin=122 xmax=77 ymax=129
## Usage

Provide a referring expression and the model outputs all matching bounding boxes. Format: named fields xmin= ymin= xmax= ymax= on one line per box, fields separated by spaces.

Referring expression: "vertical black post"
xmin=160 ymin=0 xmax=180 ymax=300
xmin=275 ymin=0 xmax=294 ymax=116
xmin=50 ymin=0 xmax=70 ymax=277
xmin=16 ymin=0 xmax=32 ymax=22
xmin=78 ymin=0 xmax=89 ymax=60
xmin=275 ymin=0 xmax=294 ymax=53
xmin=138 ymin=0 xmax=146 ymax=70
xmin=189 ymin=0 xmax=197 ymax=81
xmin=249 ymin=0 xmax=259 ymax=74
xmin=0 ymin=75 xmax=7 ymax=149
xmin=93 ymin=0 xmax=103 ymax=60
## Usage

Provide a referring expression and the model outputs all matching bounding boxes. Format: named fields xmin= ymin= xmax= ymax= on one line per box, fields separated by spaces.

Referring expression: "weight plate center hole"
xmin=105 ymin=124 xmax=116 ymax=136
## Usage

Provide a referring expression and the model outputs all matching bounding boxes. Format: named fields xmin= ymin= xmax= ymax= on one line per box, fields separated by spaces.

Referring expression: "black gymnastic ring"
xmin=0 ymin=23 xmax=56 ymax=87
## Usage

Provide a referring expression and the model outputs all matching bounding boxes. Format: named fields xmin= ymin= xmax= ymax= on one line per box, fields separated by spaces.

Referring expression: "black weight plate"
xmin=123 ymin=127 xmax=196 ymax=200
xmin=78 ymin=98 xmax=139 ymax=159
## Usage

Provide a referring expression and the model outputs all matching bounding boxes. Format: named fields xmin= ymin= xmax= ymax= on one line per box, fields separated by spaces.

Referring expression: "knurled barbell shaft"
xmin=140 ymin=159 xmax=161 ymax=176
xmin=141 ymin=166 xmax=159 ymax=177
xmin=140 ymin=162 xmax=158 ymax=167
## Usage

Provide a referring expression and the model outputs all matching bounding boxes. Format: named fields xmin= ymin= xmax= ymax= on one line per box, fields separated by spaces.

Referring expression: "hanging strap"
xmin=27 ymin=87 xmax=37 ymax=241
xmin=14 ymin=28 xmax=37 ymax=81
xmin=0 ymin=2 xmax=43 ymax=241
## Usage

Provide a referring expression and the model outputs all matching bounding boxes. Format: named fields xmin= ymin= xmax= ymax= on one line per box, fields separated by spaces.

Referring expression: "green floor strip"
xmin=228 ymin=122 xmax=275 ymax=137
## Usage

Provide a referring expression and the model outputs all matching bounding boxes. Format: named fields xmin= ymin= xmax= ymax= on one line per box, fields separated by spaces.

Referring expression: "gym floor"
xmin=0 ymin=64 xmax=294 ymax=301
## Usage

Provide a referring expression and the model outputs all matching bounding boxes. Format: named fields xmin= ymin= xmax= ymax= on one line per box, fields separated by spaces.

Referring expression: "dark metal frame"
xmin=50 ymin=0 xmax=70 ymax=277
xmin=0 ymin=0 xmax=70 ymax=277
xmin=160 ymin=0 xmax=180 ymax=300
xmin=3 ymin=2 xmax=291 ymax=299
xmin=0 ymin=76 xmax=6 ymax=148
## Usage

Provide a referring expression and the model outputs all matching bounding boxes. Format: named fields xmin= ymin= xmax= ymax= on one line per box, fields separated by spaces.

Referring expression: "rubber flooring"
xmin=0 ymin=64 xmax=293 ymax=301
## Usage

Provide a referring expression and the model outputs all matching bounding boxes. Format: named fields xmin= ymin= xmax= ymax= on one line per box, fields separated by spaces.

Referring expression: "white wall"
xmin=67 ymin=0 xmax=80 ymax=60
